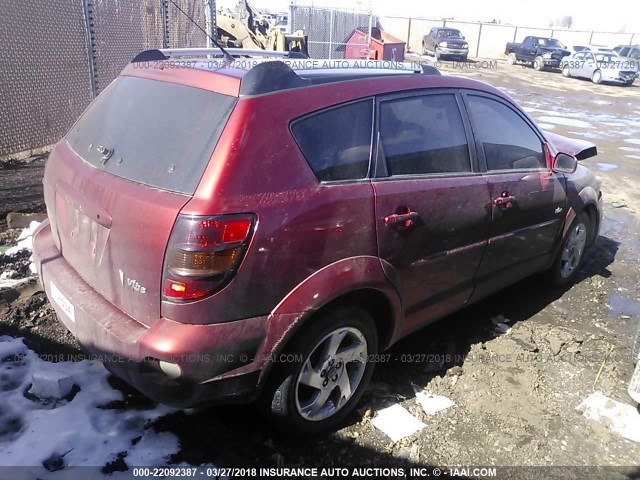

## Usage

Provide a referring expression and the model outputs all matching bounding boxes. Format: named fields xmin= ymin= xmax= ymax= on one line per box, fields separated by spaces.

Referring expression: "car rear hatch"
xmin=44 ymin=75 xmax=237 ymax=327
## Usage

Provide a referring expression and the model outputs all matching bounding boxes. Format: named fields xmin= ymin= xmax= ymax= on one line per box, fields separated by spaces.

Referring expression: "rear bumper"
xmin=32 ymin=220 xmax=268 ymax=407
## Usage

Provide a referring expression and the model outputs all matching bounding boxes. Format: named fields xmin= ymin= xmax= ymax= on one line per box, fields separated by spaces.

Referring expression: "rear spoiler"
xmin=543 ymin=131 xmax=597 ymax=160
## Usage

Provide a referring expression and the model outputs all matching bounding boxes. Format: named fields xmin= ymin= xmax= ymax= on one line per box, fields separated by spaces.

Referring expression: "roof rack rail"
xmin=131 ymin=48 xmax=308 ymax=63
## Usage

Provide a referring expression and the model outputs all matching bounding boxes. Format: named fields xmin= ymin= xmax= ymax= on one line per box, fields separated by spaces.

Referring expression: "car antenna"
xmin=167 ymin=0 xmax=235 ymax=63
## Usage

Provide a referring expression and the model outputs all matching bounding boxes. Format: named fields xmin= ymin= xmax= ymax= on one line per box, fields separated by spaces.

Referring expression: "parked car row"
xmin=505 ymin=36 xmax=639 ymax=86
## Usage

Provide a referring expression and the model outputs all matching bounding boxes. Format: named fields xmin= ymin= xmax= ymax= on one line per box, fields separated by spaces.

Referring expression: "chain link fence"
xmin=88 ymin=0 xmax=167 ymax=94
xmin=0 ymin=0 xmax=211 ymax=160
xmin=291 ymin=4 xmax=376 ymax=59
xmin=168 ymin=0 xmax=208 ymax=49
xmin=0 ymin=0 xmax=93 ymax=160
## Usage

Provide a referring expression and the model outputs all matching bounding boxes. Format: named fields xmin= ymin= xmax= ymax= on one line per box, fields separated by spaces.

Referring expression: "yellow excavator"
xmin=217 ymin=0 xmax=308 ymax=55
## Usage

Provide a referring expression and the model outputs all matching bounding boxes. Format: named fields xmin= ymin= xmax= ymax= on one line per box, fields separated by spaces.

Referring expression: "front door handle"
xmin=384 ymin=211 xmax=419 ymax=227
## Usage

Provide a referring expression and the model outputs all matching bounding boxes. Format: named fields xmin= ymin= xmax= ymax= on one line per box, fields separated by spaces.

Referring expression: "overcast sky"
xmin=223 ymin=0 xmax=640 ymax=32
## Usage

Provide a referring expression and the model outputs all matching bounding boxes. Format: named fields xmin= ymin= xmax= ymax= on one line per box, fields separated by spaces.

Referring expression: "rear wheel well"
xmin=294 ymin=289 xmax=395 ymax=353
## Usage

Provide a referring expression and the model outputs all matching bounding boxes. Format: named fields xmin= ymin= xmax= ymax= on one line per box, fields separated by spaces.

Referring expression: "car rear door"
xmin=521 ymin=37 xmax=536 ymax=62
xmin=583 ymin=52 xmax=597 ymax=78
xmin=426 ymin=29 xmax=436 ymax=52
xmin=372 ymin=91 xmax=491 ymax=334
xmin=462 ymin=91 xmax=566 ymax=299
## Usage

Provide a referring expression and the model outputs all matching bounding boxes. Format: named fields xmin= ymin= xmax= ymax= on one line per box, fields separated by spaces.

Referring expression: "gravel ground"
xmin=0 ymin=59 xmax=639 ymax=478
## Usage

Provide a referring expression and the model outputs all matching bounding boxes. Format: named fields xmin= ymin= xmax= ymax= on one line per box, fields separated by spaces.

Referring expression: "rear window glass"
xmin=67 ymin=76 xmax=237 ymax=195
xmin=291 ymin=100 xmax=373 ymax=182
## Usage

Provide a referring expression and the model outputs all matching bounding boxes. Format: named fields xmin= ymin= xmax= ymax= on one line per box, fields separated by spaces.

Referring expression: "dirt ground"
xmin=1 ymin=59 xmax=639 ymax=478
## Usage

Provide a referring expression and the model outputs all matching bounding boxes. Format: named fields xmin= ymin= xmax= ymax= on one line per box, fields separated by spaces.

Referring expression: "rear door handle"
xmin=384 ymin=211 xmax=419 ymax=227
xmin=493 ymin=192 xmax=516 ymax=208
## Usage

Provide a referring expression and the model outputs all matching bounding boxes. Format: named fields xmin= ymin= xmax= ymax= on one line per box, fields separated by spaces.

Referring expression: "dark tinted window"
xmin=67 ymin=77 xmax=236 ymax=194
xmin=379 ymin=94 xmax=471 ymax=176
xmin=291 ymin=100 xmax=373 ymax=182
xmin=467 ymin=95 xmax=544 ymax=171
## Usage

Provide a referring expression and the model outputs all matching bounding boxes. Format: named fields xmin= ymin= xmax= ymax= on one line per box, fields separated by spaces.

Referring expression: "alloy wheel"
xmin=295 ymin=327 xmax=367 ymax=421
xmin=560 ymin=222 xmax=587 ymax=278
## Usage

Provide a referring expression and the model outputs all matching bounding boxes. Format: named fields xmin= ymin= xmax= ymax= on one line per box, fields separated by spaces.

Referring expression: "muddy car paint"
xmin=33 ymin=57 xmax=603 ymax=419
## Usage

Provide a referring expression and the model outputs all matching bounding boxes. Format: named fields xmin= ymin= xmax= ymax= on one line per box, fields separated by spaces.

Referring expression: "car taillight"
xmin=162 ymin=214 xmax=256 ymax=301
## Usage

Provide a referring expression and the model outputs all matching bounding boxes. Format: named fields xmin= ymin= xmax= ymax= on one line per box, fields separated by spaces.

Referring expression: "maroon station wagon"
xmin=33 ymin=48 xmax=603 ymax=434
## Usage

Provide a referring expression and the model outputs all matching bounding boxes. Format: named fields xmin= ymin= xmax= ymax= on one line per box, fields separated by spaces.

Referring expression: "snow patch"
xmin=0 ymin=336 xmax=182 ymax=478
xmin=577 ymin=391 xmax=640 ymax=443
xmin=371 ymin=403 xmax=426 ymax=442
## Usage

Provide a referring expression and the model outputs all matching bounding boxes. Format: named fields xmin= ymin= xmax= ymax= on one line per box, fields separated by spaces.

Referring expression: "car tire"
xmin=422 ymin=44 xmax=428 ymax=56
xmin=507 ymin=53 xmax=517 ymax=65
xmin=633 ymin=324 xmax=640 ymax=366
xmin=562 ymin=65 xmax=571 ymax=77
xmin=533 ymin=56 xmax=544 ymax=71
xmin=549 ymin=212 xmax=590 ymax=286
xmin=461 ymin=55 xmax=468 ymax=62
xmin=592 ymin=70 xmax=602 ymax=84
xmin=259 ymin=305 xmax=377 ymax=435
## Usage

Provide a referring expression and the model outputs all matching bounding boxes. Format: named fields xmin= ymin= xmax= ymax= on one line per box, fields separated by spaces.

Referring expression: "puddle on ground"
xmin=626 ymin=155 xmax=640 ymax=160
xmin=569 ymin=131 xmax=605 ymax=140
xmin=536 ymin=116 xmax=592 ymax=128
xmin=525 ymin=108 xmax=563 ymax=116
xmin=608 ymin=294 xmax=640 ymax=318
xmin=620 ymin=146 xmax=640 ymax=152
xmin=594 ymin=163 xmax=619 ymax=171
xmin=599 ymin=208 xmax=640 ymax=251
xmin=536 ymin=123 xmax=556 ymax=129
xmin=625 ymin=139 xmax=640 ymax=145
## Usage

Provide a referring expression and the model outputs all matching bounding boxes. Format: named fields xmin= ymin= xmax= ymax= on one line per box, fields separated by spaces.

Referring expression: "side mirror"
xmin=552 ymin=153 xmax=578 ymax=174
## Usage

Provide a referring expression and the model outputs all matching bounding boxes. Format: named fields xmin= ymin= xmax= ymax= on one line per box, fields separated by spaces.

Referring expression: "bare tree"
xmin=560 ymin=15 xmax=573 ymax=29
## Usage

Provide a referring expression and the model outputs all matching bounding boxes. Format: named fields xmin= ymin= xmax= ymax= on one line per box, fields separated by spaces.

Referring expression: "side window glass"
xmin=291 ymin=100 xmax=373 ymax=182
xmin=379 ymin=94 xmax=471 ymax=176
xmin=630 ymin=48 xmax=640 ymax=59
xmin=467 ymin=95 xmax=544 ymax=171
xmin=574 ymin=52 xmax=585 ymax=61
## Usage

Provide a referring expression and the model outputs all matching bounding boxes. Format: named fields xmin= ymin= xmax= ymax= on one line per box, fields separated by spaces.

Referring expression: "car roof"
xmin=127 ymin=48 xmax=498 ymax=97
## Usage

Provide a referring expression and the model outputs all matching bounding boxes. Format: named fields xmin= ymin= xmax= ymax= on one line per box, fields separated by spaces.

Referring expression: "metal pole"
xmin=161 ymin=0 xmax=169 ymax=48
xmin=631 ymin=33 xmax=635 ymax=44
xmin=204 ymin=0 xmax=216 ymax=47
xmin=82 ymin=0 xmax=97 ymax=99
xmin=476 ymin=23 xmax=482 ymax=59
xmin=513 ymin=26 xmax=518 ymax=42
xmin=406 ymin=17 xmax=411 ymax=53
xmin=366 ymin=2 xmax=373 ymax=60
xmin=328 ymin=9 xmax=334 ymax=59
xmin=589 ymin=31 xmax=594 ymax=43
xmin=550 ymin=29 xmax=554 ymax=38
